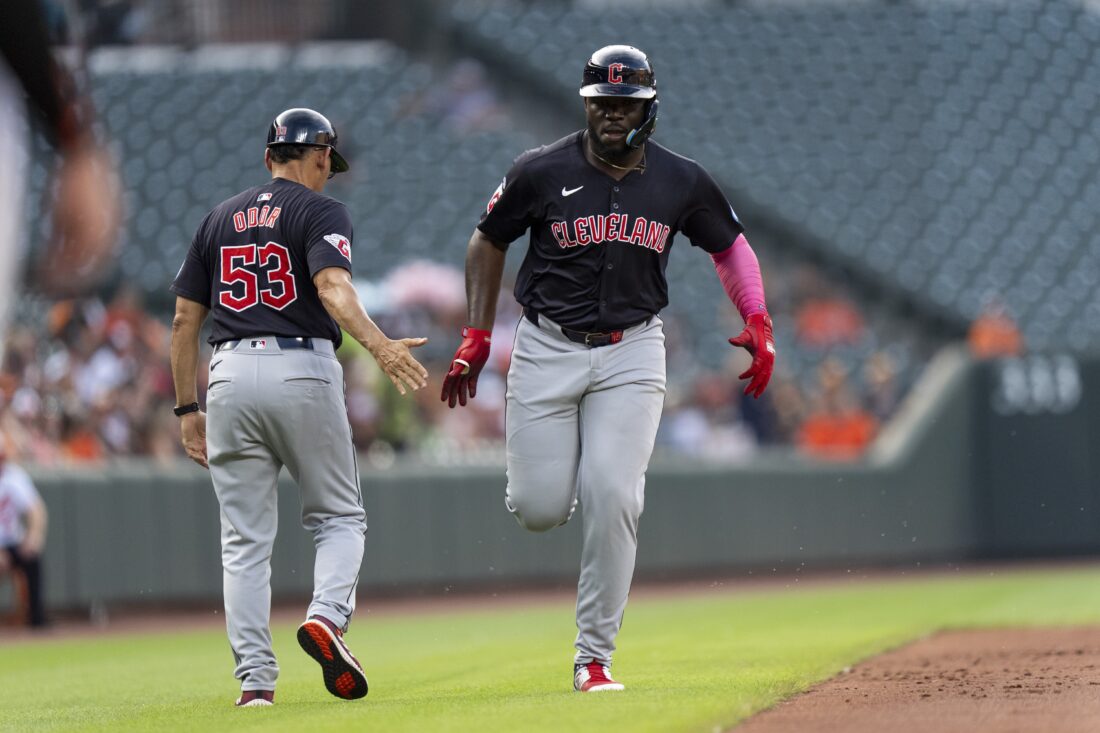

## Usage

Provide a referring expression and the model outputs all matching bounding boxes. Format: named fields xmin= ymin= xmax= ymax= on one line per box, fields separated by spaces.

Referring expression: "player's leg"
xmin=574 ymin=319 xmax=666 ymax=671
xmin=9 ymin=546 xmax=46 ymax=627
xmin=267 ymin=348 xmax=365 ymax=629
xmin=264 ymin=346 xmax=369 ymax=700
xmin=505 ymin=316 xmax=589 ymax=532
xmin=206 ymin=354 xmax=283 ymax=694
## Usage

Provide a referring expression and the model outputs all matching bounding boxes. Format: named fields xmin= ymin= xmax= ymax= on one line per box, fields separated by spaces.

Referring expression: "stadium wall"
xmin=12 ymin=352 xmax=1099 ymax=614
xmin=974 ymin=355 xmax=1099 ymax=557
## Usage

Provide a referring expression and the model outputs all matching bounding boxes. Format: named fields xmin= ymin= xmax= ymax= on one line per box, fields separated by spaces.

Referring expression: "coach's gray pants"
xmin=505 ymin=314 xmax=666 ymax=665
xmin=206 ymin=338 xmax=366 ymax=692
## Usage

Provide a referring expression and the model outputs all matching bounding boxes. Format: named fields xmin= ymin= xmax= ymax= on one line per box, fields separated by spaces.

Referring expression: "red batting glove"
xmin=729 ymin=312 xmax=775 ymax=398
xmin=441 ymin=327 xmax=492 ymax=408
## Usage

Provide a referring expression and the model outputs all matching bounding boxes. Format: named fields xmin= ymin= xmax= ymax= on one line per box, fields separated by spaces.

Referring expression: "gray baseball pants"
xmin=206 ymin=337 xmax=366 ymax=692
xmin=505 ymin=313 xmax=666 ymax=665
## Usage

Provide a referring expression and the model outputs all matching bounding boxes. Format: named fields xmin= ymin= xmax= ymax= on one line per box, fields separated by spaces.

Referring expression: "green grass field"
xmin=4 ymin=566 xmax=1100 ymax=733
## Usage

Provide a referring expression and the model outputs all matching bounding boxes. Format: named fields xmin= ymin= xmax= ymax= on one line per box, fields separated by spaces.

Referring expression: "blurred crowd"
xmin=0 ymin=258 xmax=944 ymax=468
xmin=2 ymin=3 xmax=963 ymax=469
xmin=0 ymin=287 xmax=179 ymax=464
xmin=658 ymin=264 xmax=906 ymax=463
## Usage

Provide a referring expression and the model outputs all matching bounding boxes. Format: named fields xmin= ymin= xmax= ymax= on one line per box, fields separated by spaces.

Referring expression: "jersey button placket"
xmin=601 ymin=184 xmax=620 ymax=314
xmin=592 ymin=177 xmax=612 ymax=381
xmin=591 ymin=171 xmax=607 ymax=383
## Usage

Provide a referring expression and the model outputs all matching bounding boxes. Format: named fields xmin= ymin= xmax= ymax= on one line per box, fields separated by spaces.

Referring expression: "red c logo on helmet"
xmin=608 ymin=63 xmax=623 ymax=84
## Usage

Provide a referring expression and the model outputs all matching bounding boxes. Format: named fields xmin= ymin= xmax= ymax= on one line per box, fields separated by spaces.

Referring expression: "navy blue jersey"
xmin=171 ymin=177 xmax=353 ymax=347
xmin=477 ymin=131 xmax=744 ymax=331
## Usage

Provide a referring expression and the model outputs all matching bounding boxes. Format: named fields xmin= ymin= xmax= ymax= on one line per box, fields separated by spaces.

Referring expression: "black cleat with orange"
xmin=296 ymin=615 xmax=369 ymax=700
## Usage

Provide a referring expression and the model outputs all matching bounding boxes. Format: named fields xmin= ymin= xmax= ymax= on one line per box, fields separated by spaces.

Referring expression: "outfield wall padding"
xmin=13 ymin=352 xmax=1098 ymax=614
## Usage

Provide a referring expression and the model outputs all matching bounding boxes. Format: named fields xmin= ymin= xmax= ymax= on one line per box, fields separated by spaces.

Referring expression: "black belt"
xmin=524 ymin=308 xmax=643 ymax=348
xmin=216 ymin=337 xmax=314 ymax=352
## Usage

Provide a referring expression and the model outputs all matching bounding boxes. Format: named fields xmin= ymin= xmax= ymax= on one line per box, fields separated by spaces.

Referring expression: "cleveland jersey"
xmin=477 ymin=131 xmax=744 ymax=332
xmin=171 ymin=177 xmax=353 ymax=346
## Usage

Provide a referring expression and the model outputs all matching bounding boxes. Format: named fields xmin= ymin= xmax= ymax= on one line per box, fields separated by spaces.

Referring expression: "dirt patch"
xmin=735 ymin=627 xmax=1100 ymax=733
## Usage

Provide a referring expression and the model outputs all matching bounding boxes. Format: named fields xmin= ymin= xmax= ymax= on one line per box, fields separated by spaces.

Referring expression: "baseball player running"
xmin=442 ymin=46 xmax=775 ymax=692
xmin=170 ymin=108 xmax=428 ymax=706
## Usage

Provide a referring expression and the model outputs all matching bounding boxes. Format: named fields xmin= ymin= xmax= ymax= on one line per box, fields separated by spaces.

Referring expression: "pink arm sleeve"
xmin=710 ymin=233 xmax=768 ymax=321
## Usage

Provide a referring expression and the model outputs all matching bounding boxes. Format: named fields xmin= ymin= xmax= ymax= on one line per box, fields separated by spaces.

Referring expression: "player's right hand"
xmin=441 ymin=327 xmax=492 ymax=408
xmin=372 ymin=337 xmax=430 ymax=396
xmin=180 ymin=410 xmax=208 ymax=469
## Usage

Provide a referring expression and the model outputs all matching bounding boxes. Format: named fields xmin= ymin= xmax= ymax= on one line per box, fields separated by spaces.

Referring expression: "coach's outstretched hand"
xmin=729 ymin=312 xmax=775 ymax=398
xmin=442 ymin=327 xmax=492 ymax=408
xmin=371 ymin=337 xmax=429 ymax=396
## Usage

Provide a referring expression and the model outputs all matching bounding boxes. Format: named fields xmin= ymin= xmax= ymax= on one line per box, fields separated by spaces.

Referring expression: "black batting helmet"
xmin=266 ymin=108 xmax=349 ymax=174
xmin=579 ymin=45 xmax=659 ymax=149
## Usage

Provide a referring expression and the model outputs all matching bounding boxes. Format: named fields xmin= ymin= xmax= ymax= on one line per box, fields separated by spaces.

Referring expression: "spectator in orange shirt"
xmin=60 ymin=412 xmax=103 ymax=463
xmin=792 ymin=267 xmax=865 ymax=349
xmin=797 ymin=358 xmax=878 ymax=460
xmin=968 ymin=298 xmax=1023 ymax=358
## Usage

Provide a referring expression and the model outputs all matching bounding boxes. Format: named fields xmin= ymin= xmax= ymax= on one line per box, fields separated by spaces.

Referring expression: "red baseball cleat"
xmin=574 ymin=661 xmax=625 ymax=692
xmin=297 ymin=616 xmax=369 ymax=700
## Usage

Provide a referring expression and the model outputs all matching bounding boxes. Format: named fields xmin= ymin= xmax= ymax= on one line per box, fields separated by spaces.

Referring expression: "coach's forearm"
xmin=465 ymin=229 xmax=507 ymax=331
xmin=170 ymin=297 xmax=209 ymax=406
xmin=315 ymin=269 xmax=389 ymax=353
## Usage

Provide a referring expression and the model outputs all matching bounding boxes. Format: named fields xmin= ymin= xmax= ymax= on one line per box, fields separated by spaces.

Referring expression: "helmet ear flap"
xmin=626 ymin=98 xmax=659 ymax=149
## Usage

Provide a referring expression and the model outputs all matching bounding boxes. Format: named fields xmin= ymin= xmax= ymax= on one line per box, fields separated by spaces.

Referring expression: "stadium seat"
xmin=447 ymin=0 xmax=1100 ymax=353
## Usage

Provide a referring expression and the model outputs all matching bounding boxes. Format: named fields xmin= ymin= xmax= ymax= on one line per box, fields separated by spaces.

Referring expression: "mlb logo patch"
xmin=257 ymin=192 xmax=273 ymax=202
xmin=275 ymin=126 xmax=287 ymax=140
xmin=249 ymin=339 xmax=268 ymax=350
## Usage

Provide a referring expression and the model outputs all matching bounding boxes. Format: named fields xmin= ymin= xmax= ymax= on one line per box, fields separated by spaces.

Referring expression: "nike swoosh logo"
xmin=561 ymin=186 xmax=584 ymax=197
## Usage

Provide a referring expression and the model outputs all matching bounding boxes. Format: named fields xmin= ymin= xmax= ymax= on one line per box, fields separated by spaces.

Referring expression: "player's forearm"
xmin=711 ymin=233 xmax=768 ymax=320
xmin=465 ymin=230 xmax=507 ymax=331
xmin=317 ymin=278 xmax=389 ymax=354
xmin=170 ymin=298 xmax=208 ymax=406
xmin=170 ymin=340 xmax=200 ymax=405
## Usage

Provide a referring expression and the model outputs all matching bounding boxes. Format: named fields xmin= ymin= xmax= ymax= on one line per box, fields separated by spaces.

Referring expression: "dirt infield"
xmin=735 ymin=626 xmax=1100 ymax=733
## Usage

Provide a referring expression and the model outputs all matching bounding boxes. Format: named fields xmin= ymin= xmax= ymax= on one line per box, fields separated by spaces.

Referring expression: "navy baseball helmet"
xmin=266 ymin=108 xmax=349 ymax=174
xmin=579 ymin=45 xmax=659 ymax=148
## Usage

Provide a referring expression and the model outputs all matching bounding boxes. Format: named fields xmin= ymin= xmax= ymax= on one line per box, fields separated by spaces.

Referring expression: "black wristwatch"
xmin=173 ymin=402 xmax=200 ymax=417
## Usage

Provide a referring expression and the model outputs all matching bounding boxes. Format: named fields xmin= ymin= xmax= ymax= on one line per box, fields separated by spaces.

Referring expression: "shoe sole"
xmin=578 ymin=683 xmax=626 ymax=692
xmin=297 ymin=620 xmax=369 ymax=700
